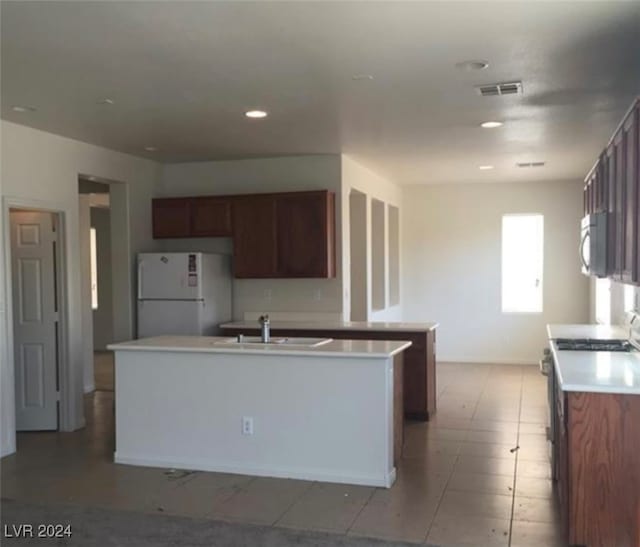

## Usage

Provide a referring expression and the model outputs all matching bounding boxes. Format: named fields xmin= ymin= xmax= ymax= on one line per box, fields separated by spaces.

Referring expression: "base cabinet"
xmin=221 ymin=326 xmax=437 ymax=421
xmin=554 ymin=390 xmax=640 ymax=546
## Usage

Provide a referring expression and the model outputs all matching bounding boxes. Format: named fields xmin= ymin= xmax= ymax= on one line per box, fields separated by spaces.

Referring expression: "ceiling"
xmin=2 ymin=1 xmax=639 ymax=185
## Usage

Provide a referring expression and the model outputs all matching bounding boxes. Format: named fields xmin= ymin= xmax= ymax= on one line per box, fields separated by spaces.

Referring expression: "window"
xmin=502 ymin=214 xmax=543 ymax=313
xmin=595 ymin=278 xmax=611 ymax=324
xmin=90 ymin=227 xmax=98 ymax=310
xmin=624 ymin=284 xmax=636 ymax=313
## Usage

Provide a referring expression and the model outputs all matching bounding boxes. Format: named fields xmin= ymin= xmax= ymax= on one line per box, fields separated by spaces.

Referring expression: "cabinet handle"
xmin=579 ymin=232 xmax=589 ymax=271
xmin=138 ymin=260 xmax=144 ymax=300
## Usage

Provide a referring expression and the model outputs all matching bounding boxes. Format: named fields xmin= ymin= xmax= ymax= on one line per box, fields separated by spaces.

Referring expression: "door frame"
xmin=2 ymin=197 xmax=71 ymax=446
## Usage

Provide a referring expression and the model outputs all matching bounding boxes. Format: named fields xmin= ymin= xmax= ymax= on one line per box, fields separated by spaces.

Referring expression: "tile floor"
xmin=93 ymin=351 xmax=115 ymax=391
xmin=0 ymin=363 xmax=566 ymax=546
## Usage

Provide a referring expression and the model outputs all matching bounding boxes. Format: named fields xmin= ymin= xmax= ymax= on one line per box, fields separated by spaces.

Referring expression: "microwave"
xmin=580 ymin=212 xmax=607 ymax=277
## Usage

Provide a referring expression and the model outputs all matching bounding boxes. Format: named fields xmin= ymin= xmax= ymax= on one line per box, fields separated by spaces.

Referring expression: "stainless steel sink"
xmin=216 ymin=336 xmax=333 ymax=348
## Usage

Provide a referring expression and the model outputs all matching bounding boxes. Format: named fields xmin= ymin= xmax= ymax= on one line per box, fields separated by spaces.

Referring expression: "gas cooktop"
xmin=555 ymin=338 xmax=634 ymax=352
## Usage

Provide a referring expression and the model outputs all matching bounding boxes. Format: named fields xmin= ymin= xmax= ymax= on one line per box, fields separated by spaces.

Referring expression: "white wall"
xmin=402 ymin=180 xmax=590 ymax=364
xmin=1 ymin=121 xmax=159 ymax=457
xmin=158 ymin=156 xmax=344 ymax=321
xmin=340 ymin=155 xmax=403 ymax=321
xmin=0 ymin=142 xmax=7 ymax=456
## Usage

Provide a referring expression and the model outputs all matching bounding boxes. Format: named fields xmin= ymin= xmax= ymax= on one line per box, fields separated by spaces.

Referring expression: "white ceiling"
xmin=2 ymin=1 xmax=639 ymax=185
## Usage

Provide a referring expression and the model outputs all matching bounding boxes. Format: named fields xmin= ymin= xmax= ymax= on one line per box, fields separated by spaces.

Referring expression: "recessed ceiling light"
xmin=352 ymin=74 xmax=374 ymax=80
xmin=480 ymin=121 xmax=503 ymax=128
xmin=245 ymin=110 xmax=268 ymax=119
xmin=455 ymin=60 xmax=489 ymax=71
xmin=479 ymin=165 xmax=494 ymax=170
xmin=12 ymin=105 xmax=36 ymax=112
xmin=144 ymin=146 xmax=157 ymax=152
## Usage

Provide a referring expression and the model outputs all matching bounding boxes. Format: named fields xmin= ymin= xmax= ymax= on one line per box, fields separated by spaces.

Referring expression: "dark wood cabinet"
xmin=622 ymin=106 xmax=639 ymax=283
xmin=220 ymin=324 xmax=437 ymax=421
xmin=232 ymin=195 xmax=278 ymax=278
xmin=152 ymin=196 xmax=232 ymax=239
xmin=232 ymin=190 xmax=336 ymax=279
xmin=555 ymin=391 xmax=640 ymax=547
xmin=584 ymin=98 xmax=640 ymax=284
xmin=152 ymin=198 xmax=192 ymax=238
xmin=191 ymin=197 xmax=232 ymax=237
xmin=153 ymin=190 xmax=336 ymax=278
xmin=275 ymin=191 xmax=336 ymax=278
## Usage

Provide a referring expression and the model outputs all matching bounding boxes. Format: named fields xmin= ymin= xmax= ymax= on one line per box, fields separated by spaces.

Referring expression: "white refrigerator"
xmin=137 ymin=252 xmax=232 ymax=338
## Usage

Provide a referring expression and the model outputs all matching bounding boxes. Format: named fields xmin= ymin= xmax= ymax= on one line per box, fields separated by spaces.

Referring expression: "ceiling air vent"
xmin=517 ymin=161 xmax=546 ymax=168
xmin=476 ymin=81 xmax=523 ymax=97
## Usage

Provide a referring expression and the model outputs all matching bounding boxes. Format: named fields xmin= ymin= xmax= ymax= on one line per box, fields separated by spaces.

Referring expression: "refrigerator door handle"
xmin=138 ymin=260 xmax=144 ymax=300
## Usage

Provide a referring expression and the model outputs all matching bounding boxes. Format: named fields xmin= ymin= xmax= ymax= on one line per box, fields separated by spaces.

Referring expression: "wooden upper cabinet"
xmin=154 ymin=190 xmax=337 ymax=278
xmin=191 ymin=197 xmax=232 ymax=237
xmin=152 ymin=198 xmax=191 ymax=238
xmin=275 ymin=191 xmax=336 ymax=278
xmin=622 ymin=107 xmax=638 ymax=282
xmin=232 ymin=195 xmax=278 ymax=278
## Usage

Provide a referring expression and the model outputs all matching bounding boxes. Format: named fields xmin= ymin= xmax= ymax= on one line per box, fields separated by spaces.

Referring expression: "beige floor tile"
xmin=469 ymin=419 xmax=519 ymax=433
xmin=152 ymin=472 xmax=254 ymax=517
xmin=437 ymin=490 xmax=513 ymax=519
xmin=427 ymin=513 xmax=510 ymax=546
xmin=517 ymin=459 xmax=552 ymax=479
xmin=518 ymin=422 xmax=547 ymax=436
xmin=425 ymin=427 xmax=469 ymax=441
xmin=276 ymin=482 xmax=374 ymax=533
xmin=510 ymin=519 xmax=566 ymax=547
xmin=513 ymin=495 xmax=560 ymax=523
xmin=348 ymin=485 xmax=439 ymax=543
xmin=400 ymin=449 xmax=458 ymax=473
xmin=514 ymin=477 xmax=555 ymax=499
xmin=209 ymin=477 xmax=312 ymax=525
xmin=466 ymin=429 xmax=519 ymax=445
xmin=456 ymin=455 xmax=516 ymax=476
xmin=447 ymin=470 xmax=514 ymax=496
xmin=426 ymin=417 xmax=472 ymax=430
xmin=402 ymin=438 xmax=461 ymax=459
xmin=459 ymin=441 xmax=516 ymax=459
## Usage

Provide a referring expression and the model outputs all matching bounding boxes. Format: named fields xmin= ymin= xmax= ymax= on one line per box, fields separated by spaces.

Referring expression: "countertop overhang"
xmin=108 ymin=335 xmax=412 ymax=358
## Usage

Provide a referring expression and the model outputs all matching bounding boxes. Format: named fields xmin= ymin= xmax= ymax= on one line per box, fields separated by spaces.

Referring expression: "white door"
xmin=138 ymin=253 xmax=203 ymax=300
xmin=10 ymin=210 xmax=58 ymax=431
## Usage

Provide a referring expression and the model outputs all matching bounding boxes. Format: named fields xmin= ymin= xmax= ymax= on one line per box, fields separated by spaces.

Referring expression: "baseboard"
xmin=439 ymin=357 xmax=537 ymax=366
xmin=114 ymin=452 xmax=396 ymax=488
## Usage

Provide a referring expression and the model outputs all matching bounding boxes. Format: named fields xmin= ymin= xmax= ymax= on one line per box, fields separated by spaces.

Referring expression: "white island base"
xmin=108 ymin=336 xmax=410 ymax=488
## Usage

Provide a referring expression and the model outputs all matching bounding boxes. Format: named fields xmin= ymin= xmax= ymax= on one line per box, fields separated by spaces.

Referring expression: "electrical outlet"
xmin=263 ymin=289 xmax=272 ymax=301
xmin=314 ymin=289 xmax=323 ymax=301
xmin=242 ymin=416 xmax=254 ymax=435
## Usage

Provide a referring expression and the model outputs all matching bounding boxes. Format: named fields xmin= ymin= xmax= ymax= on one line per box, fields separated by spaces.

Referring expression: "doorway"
xmin=9 ymin=208 xmax=64 ymax=431
xmin=79 ymin=178 xmax=115 ymax=392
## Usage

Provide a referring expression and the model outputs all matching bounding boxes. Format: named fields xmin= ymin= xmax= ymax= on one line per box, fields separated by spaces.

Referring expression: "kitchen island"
xmin=221 ymin=321 xmax=438 ymax=421
xmin=108 ymin=335 xmax=410 ymax=488
xmin=547 ymin=324 xmax=640 ymax=547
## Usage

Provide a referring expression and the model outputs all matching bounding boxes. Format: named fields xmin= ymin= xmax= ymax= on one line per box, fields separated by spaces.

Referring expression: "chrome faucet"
xmin=259 ymin=314 xmax=270 ymax=343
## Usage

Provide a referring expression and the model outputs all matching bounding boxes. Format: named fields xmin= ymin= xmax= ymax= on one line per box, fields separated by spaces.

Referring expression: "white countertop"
xmin=547 ymin=323 xmax=629 ymax=340
xmin=108 ymin=335 xmax=412 ymax=358
xmin=550 ymin=341 xmax=640 ymax=395
xmin=220 ymin=320 xmax=439 ymax=332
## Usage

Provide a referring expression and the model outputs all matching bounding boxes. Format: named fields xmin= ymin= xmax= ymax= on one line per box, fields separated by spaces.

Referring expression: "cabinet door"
xmin=613 ymin=131 xmax=626 ymax=279
xmin=152 ymin=198 xmax=191 ymax=238
xmin=622 ymin=104 xmax=639 ymax=283
xmin=191 ymin=197 xmax=232 ymax=237
xmin=275 ymin=191 xmax=336 ymax=278
xmin=232 ymin=195 xmax=278 ymax=278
